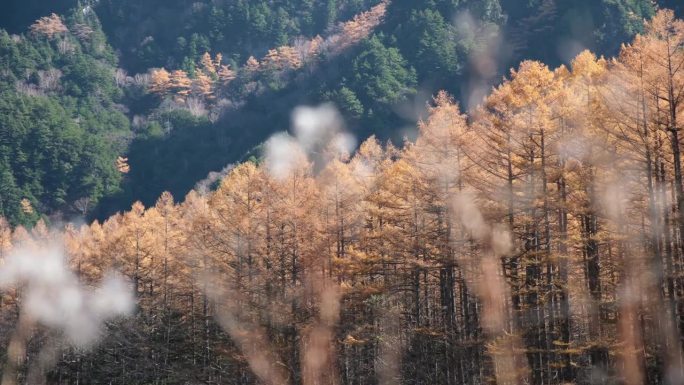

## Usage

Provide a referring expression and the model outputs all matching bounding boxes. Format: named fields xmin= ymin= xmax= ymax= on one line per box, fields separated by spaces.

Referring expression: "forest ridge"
xmin=0 ymin=0 xmax=669 ymax=225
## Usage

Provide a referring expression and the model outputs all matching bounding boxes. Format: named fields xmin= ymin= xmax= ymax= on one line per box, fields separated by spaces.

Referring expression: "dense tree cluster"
xmin=100 ymin=2 xmax=414 ymax=218
xmin=96 ymin=0 xmax=382 ymax=74
xmin=145 ymin=2 xmax=389 ymax=106
xmin=28 ymin=13 xmax=68 ymax=39
xmin=0 ymin=10 xmax=131 ymax=226
xmin=1 ymin=10 xmax=684 ymax=384
xmin=97 ymin=0 xmax=659 ymax=217
xmin=94 ymin=0 xmax=659 ymax=78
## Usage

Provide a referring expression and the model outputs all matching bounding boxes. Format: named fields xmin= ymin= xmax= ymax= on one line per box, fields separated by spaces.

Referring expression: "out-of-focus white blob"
xmin=0 ymin=245 xmax=134 ymax=348
xmin=453 ymin=10 xmax=511 ymax=111
xmin=331 ymin=132 xmax=357 ymax=157
xmin=292 ymin=103 xmax=344 ymax=153
xmin=92 ymin=273 xmax=136 ymax=318
xmin=490 ymin=225 xmax=513 ymax=256
xmin=452 ymin=191 xmax=513 ymax=257
xmin=264 ymin=133 xmax=307 ymax=180
xmin=453 ymin=11 xmax=477 ymax=41
xmin=351 ymin=159 xmax=374 ymax=180
xmin=557 ymin=135 xmax=590 ymax=162
xmin=601 ymin=181 xmax=628 ymax=221
xmin=452 ymin=191 xmax=489 ymax=241
xmin=264 ymin=103 xmax=356 ymax=179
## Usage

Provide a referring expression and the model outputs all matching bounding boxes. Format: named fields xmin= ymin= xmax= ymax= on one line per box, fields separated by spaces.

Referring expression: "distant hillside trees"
xmin=0 ymin=9 xmax=131 ymax=226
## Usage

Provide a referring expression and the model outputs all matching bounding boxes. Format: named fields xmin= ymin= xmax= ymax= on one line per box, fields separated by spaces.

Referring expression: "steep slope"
xmin=0 ymin=0 xmax=664 ymax=223
xmin=96 ymin=0 xmax=381 ymax=73
xmin=94 ymin=0 xmax=658 ymax=219
xmin=0 ymin=10 xmax=131 ymax=225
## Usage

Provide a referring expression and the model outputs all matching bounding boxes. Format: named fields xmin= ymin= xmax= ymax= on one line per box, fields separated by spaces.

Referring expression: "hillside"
xmin=0 ymin=10 xmax=130 ymax=226
xmin=0 ymin=0 xmax=662 ymax=223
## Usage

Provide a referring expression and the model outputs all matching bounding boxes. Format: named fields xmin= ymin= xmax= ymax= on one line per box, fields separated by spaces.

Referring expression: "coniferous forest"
xmin=2 ymin=1 xmax=684 ymax=384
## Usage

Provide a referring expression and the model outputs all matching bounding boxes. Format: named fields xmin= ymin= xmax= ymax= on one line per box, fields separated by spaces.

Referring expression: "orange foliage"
xmin=30 ymin=13 xmax=68 ymax=38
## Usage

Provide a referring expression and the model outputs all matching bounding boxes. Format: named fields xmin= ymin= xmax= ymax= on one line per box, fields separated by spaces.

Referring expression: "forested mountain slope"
xmin=0 ymin=0 xmax=666 ymax=224
xmin=0 ymin=10 xmax=130 ymax=226
xmin=93 ymin=0 xmax=661 ymax=220
xmin=97 ymin=0 xmax=382 ymax=73
xmin=1 ymin=9 xmax=684 ymax=384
